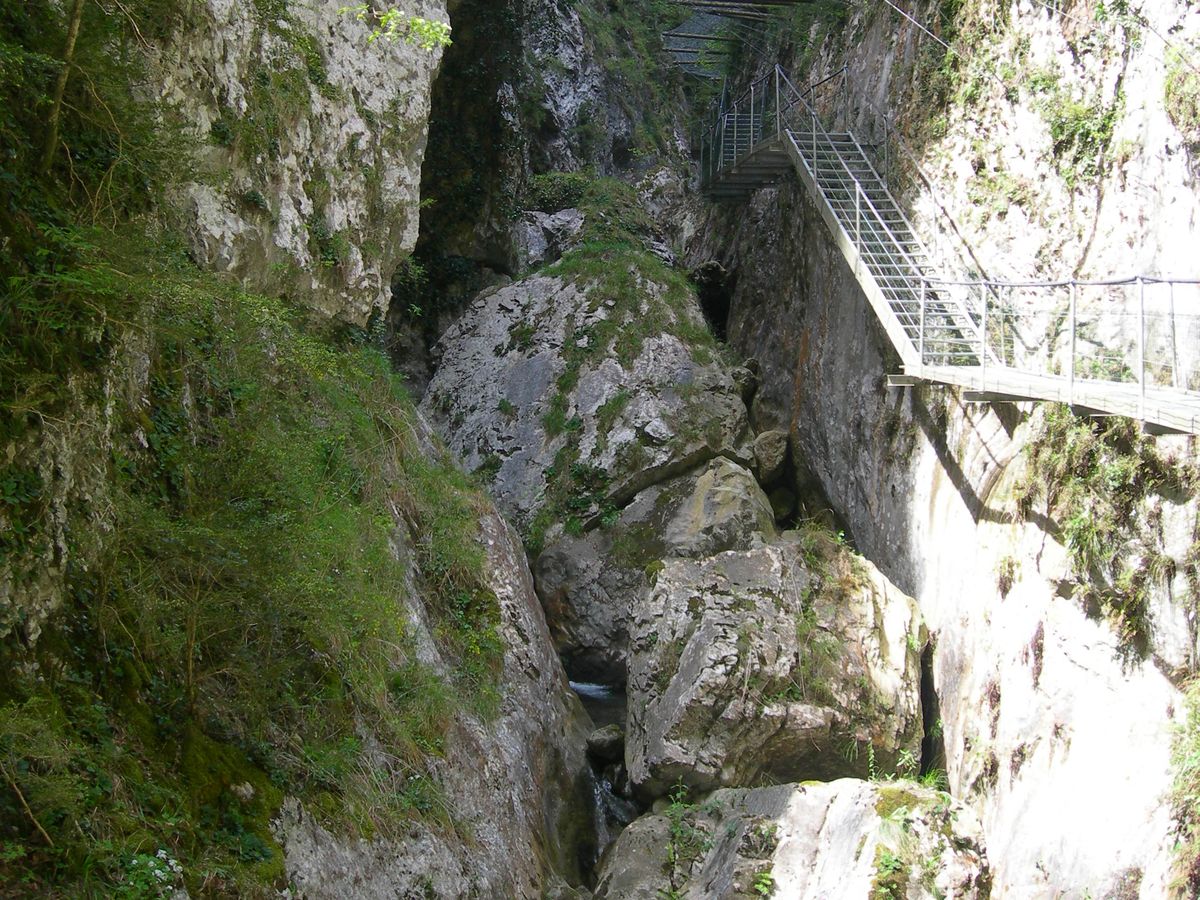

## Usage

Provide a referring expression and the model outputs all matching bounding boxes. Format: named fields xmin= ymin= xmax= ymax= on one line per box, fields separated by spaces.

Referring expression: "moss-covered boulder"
xmin=419 ymin=243 xmax=753 ymax=554
xmin=625 ymin=528 xmax=926 ymax=799
xmin=593 ymin=780 xmax=991 ymax=899
xmin=535 ymin=456 xmax=775 ymax=681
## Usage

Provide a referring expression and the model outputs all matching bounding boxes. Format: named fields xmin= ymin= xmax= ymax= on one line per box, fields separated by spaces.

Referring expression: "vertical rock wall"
xmin=692 ymin=0 xmax=1200 ymax=894
xmin=158 ymin=0 xmax=449 ymax=323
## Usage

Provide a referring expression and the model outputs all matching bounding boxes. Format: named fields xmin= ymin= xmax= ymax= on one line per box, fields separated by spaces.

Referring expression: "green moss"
xmin=872 ymin=844 xmax=909 ymax=899
xmin=1165 ymin=46 xmax=1200 ymax=148
xmin=1013 ymin=405 xmax=1198 ymax=653
xmin=1172 ymin=679 xmax=1200 ymax=894
xmin=611 ymin=522 xmax=667 ymax=573
xmin=0 ymin=232 xmax=504 ymax=893
xmin=874 ymin=784 xmax=923 ymax=822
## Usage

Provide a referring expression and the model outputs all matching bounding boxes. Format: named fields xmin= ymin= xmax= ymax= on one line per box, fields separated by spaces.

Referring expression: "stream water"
xmin=569 ymin=680 xmax=626 ymax=728
xmin=570 ymin=681 xmax=639 ymax=873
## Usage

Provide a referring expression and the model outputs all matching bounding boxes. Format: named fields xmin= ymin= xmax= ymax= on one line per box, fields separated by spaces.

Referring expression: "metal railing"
xmin=697 ymin=64 xmax=1200 ymax=432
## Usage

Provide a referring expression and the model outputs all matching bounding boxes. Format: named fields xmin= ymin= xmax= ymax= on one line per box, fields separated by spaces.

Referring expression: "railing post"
xmin=1068 ymin=281 xmax=1077 ymax=406
xmin=980 ymin=284 xmax=988 ymax=388
xmin=724 ymin=101 xmax=734 ymax=166
xmin=775 ymin=67 xmax=781 ymax=137
xmin=1138 ymin=276 xmax=1146 ymax=420
xmin=811 ymin=110 xmax=817 ymax=165
xmin=884 ymin=117 xmax=891 ymax=186
xmin=750 ymin=83 xmax=756 ymax=146
xmin=1169 ymin=281 xmax=1179 ymax=389
xmin=919 ymin=279 xmax=927 ymax=372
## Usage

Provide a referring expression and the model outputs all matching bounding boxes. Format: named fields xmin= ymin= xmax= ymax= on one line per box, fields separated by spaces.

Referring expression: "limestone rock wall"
xmin=689 ymin=0 xmax=1200 ymax=891
xmin=158 ymin=0 xmax=448 ymax=323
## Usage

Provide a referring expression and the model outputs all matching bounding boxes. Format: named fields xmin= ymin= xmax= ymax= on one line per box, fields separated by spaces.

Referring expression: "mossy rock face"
xmin=533 ymin=457 xmax=774 ymax=682
xmin=420 ymin=243 xmax=753 ymax=555
xmin=181 ymin=725 xmax=286 ymax=883
xmin=625 ymin=531 xmax=925 ymax=799
xmin=594 ymin=780 xmax=990 ymax=899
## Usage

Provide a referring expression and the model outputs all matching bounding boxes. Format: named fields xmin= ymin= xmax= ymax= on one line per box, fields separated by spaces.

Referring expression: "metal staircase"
xmin=699 ymin=66 xmax=1200 ymax=435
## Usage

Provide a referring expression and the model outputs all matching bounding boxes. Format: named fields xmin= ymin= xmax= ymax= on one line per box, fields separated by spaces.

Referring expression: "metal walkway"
xmin=700 ymin=67 xmax=1200 ymax=435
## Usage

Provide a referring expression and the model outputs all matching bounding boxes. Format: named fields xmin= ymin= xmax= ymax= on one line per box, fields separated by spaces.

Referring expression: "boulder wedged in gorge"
xmin=420 ymin=271 xmax=753 ymax=536
xmin=593 ymin=779 xmax=991 ymax=900
xmin=535 ymin=456 xmax=776 ymax=680
xmin=625 ymin=529 xmax=925 ymax=800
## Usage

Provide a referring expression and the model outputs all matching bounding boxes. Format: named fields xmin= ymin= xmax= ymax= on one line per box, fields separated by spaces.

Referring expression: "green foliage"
xmin=752 ymin=869 xmax=776 ymax=896
xmin=0 ymin=466 xmax=44 ymax=562
xmin=873 ymin=845 xmax=909 ymax=899
xmin=1044 ymin=92 xmax=1122 ymax=188
xmin=1013 ymin=405 xmax=1197 ymax=652
xmin=1164 ymin=46 xmax=1200 ymax=149
xmin=656 ymin=781 xmax=711 ymax=895
xmin=576 ymin=0 xmax=684 ymax=159
xmin=0 ymin=0 xmax=193 ymax=268
xmin=339 ymin=5 xmax=452 ymax=50
xmin=416 ymin=0 xmax=524 ymax=259
xmin=0 ymin=234 xmax=504 ymax=893
xmin=525 ymin=172 xmax=592 ymax=213
xmin=1171 ymin=679 xmax=1200 ymax=895
xmin=0 ymin=0 xmax=204 ymax=447
xmin=1026 ymin=64 xmax=1123 ymax=189
xmin=966 ymin=167 xmax=1033 ymax=219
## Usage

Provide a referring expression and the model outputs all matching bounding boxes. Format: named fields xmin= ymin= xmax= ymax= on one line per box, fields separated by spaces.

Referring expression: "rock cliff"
xmin=687 ymin=0 xmax=1200 ymax=894
xmin=162 ymin=0 xmax=448 ymax=324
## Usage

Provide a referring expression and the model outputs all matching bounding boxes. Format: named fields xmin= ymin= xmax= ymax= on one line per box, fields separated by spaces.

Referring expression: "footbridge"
xmin=700 ymin=66 xmax=1200 ymax=435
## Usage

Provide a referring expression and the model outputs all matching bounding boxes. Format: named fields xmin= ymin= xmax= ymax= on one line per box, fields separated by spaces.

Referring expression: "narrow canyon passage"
xmin=0 ymin=0 xmax=1197 ymax=897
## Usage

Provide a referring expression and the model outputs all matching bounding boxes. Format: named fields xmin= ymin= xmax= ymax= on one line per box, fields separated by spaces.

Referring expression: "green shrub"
xmin=0 ymin=233 xmax=504 ymax=894
xmin=1013 ymin=405 xmax=1197 ymax=652
xmin=526 ymin=172 xmax=592 ymax=212
xmin=1165 ymin=46 xmax=1200 ymax=148
xmin=1172 ymin=680 xmax=1200 ymax=895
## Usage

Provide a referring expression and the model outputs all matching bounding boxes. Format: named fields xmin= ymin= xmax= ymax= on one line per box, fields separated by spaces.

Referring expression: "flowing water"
xmin=569 ymin=680 xmax=626 ymax=728
xmin=570 ymin=681 xmax=638 ymax=871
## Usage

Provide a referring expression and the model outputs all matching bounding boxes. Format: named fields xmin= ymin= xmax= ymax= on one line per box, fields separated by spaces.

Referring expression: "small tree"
xmin=339 ymin=5 xmax=452 ymax=50
xmin=39 ymin=0 xmax=87 ymax=174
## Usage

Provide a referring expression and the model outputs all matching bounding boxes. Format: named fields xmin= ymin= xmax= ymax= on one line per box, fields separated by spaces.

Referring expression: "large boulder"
xmin=420 ymin=268 xmax=752 ymax=543
xmin=593 ymin=780 xmax=991 ymax=899
xmin=534 ymin=457 xmax=775 ymax=680
xmin=626 ymin=529 xmax=925 ymax=799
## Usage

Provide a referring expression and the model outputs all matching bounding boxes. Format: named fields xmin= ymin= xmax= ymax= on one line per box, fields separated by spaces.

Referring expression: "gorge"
xmin=1 ymin=0 xmax=1199 ymax=897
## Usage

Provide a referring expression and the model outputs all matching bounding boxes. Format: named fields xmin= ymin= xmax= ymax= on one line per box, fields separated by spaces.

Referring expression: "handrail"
xmin=775 ymin=68 xmax=992 ymax=361
xmin=926 ymin=276 xmax=1200 ymax=288
xmin=789 ymin=68 xmax=999 ymax=359
xmin=796 ymin=64 xmax=848 ymax=102
xmin=852 ymin=90 xmax=996 ymax=285
xmin=698 ymin=64 xmax=1200 ymax=429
